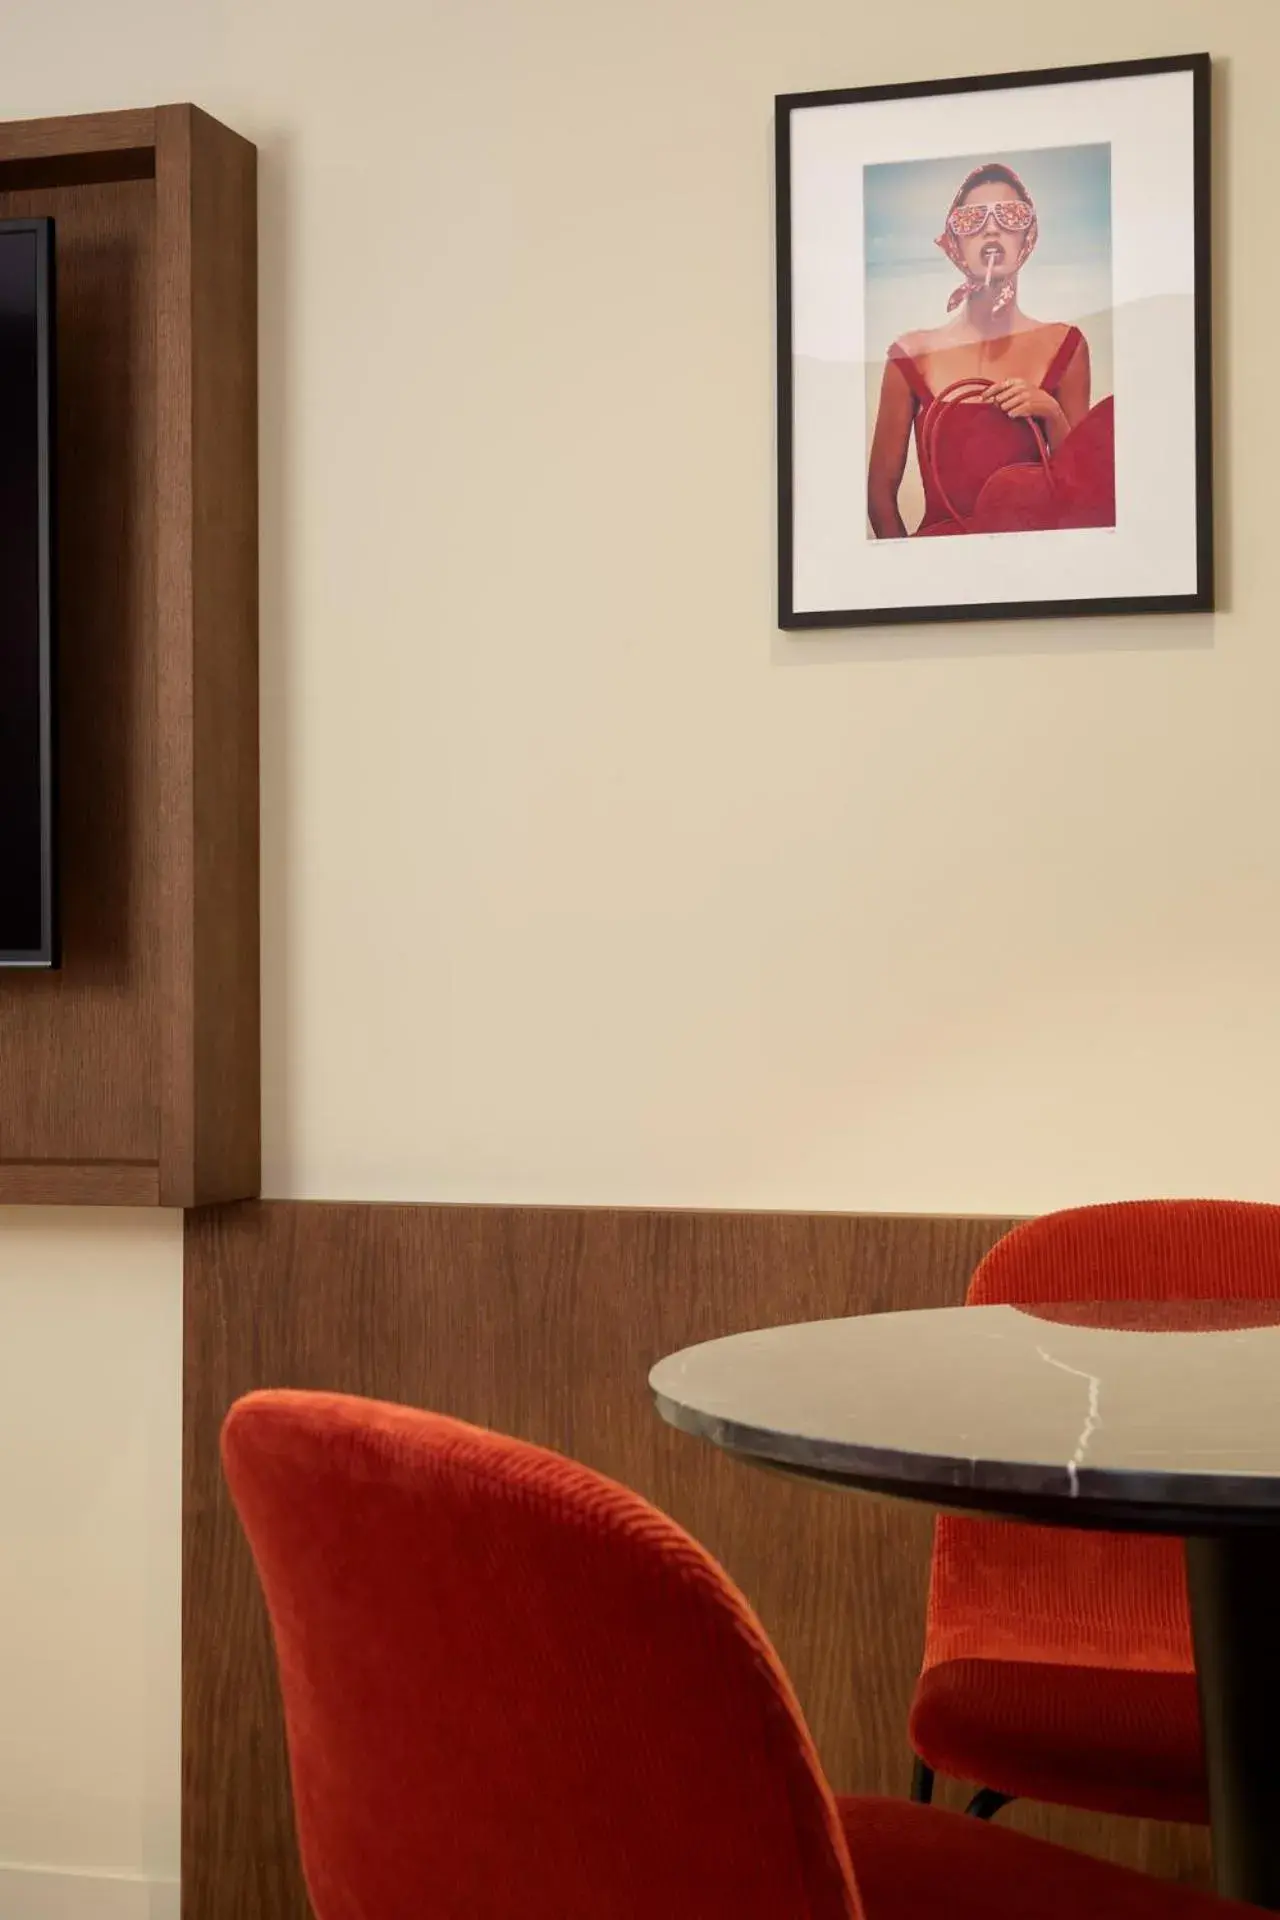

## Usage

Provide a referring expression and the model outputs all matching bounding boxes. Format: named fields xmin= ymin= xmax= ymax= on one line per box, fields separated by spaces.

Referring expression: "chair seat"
xmin=838 ymin=1798 xmax=1241 ymax=1918
xmin=910 ymin=1657 xmax=1206 ymax=1824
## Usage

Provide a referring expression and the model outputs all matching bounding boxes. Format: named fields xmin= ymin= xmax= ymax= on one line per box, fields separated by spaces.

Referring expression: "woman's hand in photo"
xmin=986 ymin=378 xmax=1068 ymax=448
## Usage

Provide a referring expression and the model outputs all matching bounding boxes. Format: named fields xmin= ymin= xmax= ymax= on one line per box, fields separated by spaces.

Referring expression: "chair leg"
xmin=910 ymin=1757 xmax=935 ymax=1805
xmin=964 ymin=1787 xmax=1014 ymax=1820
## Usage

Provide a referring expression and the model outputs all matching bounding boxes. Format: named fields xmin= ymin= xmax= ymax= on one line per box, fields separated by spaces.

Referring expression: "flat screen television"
xmin=0 ymin=217 xmax=55 ymax=967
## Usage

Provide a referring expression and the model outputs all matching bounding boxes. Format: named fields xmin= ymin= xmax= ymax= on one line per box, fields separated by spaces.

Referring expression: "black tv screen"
xmin=0 ymin=218 xmax=55 ymax=967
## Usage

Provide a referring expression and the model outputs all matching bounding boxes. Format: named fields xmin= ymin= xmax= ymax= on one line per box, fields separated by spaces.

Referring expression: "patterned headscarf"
xmin=935 ymin=162 xmax=1038 ymax=315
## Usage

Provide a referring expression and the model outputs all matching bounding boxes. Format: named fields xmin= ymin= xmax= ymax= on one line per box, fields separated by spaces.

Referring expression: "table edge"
xmin=651 ymin=1388 xmax=1280 ymax=1537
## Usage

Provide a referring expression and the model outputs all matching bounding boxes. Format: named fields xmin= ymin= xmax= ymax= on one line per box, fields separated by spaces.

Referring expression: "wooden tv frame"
xmin=0 ymin=106 xmax=258 ymax=1207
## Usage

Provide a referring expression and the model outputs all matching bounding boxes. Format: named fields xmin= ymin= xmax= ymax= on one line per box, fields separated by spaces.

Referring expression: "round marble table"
xmin=650 ymin=1302 xmax=1280 ymax=1908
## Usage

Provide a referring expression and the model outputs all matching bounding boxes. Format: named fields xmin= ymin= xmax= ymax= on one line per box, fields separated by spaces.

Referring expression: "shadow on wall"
xmin=771 ymin=610 xmax=1217 ymax=670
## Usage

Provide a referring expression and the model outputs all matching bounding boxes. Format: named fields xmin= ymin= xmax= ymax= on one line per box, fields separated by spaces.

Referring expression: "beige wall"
xmin=0 ymin=1210 xmax=180 ymax=1915
xmin=259 ymin=0 xmax=1267 ymax=1218
xmin=2 ymin=0 xmax=1276 ymax=1904
xmin=257 ymin=0 xmax=1268 ymax=1216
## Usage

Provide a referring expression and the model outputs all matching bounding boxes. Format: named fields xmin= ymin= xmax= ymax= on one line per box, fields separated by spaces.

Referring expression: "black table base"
xmin=1185 ymin=1532 xmax=1280 ymax=1909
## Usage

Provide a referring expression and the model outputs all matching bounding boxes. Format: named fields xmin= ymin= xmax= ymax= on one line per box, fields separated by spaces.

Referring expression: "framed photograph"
xmin=776 ymin=54 xmax=1212 ymax=629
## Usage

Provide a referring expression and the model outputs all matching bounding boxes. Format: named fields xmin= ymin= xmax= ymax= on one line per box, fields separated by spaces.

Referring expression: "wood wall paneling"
xmin=0 ymin=1160 xmax=159 ymax=1206
xmin=155 ymin=104 xmax=260 ymax=1206
xmin=183 ymin=1204 xmax=1210 ymax=1920
xmin=0 ymin=105 xmax=259 ymax=1206
xmin=0 ymin=173 xmax=161 ymax=1168
xmin=0 ymin=109 xmax=157 ymax=166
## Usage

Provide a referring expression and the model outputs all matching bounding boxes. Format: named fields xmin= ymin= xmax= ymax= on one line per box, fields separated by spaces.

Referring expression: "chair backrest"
xmin=222 ymin=1390 xmax=860 ymax=1920
xmin=968 ymin=1199 xmax=1280 ymax=1305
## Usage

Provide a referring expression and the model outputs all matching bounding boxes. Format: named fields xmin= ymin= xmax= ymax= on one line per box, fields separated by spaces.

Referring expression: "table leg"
xmin=1185 ymin=1533 xmax=1280 ymax=1909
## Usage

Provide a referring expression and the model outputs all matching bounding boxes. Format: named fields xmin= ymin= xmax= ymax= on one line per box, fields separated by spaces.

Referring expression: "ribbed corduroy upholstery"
xmin=223 ymin=1390 xmax=1263 ymax=1918
xmin=910 ymin=1199 xmax=1280 ymax=1822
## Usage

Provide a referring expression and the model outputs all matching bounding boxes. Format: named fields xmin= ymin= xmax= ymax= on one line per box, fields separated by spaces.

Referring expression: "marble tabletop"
xmin=649 ymin=1302 xmax=1280 ymax=1532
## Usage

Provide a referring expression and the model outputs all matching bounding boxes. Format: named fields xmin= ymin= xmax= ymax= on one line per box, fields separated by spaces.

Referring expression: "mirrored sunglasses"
xmin=947 ymin=200 xmax=1035 ymax=239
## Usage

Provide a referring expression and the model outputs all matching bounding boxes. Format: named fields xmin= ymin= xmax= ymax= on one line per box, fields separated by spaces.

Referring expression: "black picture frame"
xmin=0 ymin=216 xmax=57 ymax=967
xmin=776 ymin=53 xmax=1212 ymax=630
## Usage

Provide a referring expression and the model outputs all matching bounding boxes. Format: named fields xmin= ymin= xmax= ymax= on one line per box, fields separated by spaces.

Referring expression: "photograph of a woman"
xmin=867 ymin=146 xmax=1113 ymax=541
xmin=865 ymin=148 xmax=1116 ymax=541
xmin=778 ymin=56 xmax=1211 ymax=627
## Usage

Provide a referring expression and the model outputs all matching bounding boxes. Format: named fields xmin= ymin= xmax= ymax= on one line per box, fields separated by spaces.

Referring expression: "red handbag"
xmin=918 ymin=378 xmax=1116 ymax=536
xmin=919 ymin=376 xmax=1054 ymax=535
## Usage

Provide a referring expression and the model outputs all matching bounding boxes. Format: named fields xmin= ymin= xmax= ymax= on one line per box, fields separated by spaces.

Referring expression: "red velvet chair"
xmin=910 ymin=1198 xmax=1280 ymax=1825
xmin=223 ymin=1388 xmax=1261 ymax=1918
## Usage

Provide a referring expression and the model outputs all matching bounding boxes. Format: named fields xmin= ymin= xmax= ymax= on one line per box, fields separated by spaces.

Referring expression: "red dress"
xmin=889 ymin=325 xmax=1115 ymax=537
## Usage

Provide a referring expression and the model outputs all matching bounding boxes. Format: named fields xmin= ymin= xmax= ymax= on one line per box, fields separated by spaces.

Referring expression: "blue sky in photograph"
xmin=865 ymin=143 xmax=1112 ymax=277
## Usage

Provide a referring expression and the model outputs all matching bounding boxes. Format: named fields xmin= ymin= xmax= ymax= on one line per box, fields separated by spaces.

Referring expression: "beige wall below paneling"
xmin=0 ymin=1211 xmax=181 ymax=1891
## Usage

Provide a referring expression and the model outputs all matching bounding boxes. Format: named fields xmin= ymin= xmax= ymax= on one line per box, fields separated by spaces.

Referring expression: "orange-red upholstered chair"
xmin=222 ymin=1388 xmax=1263 ymax=1920
xmin=910 ymin=1197 xmax=1280 ymax=1826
